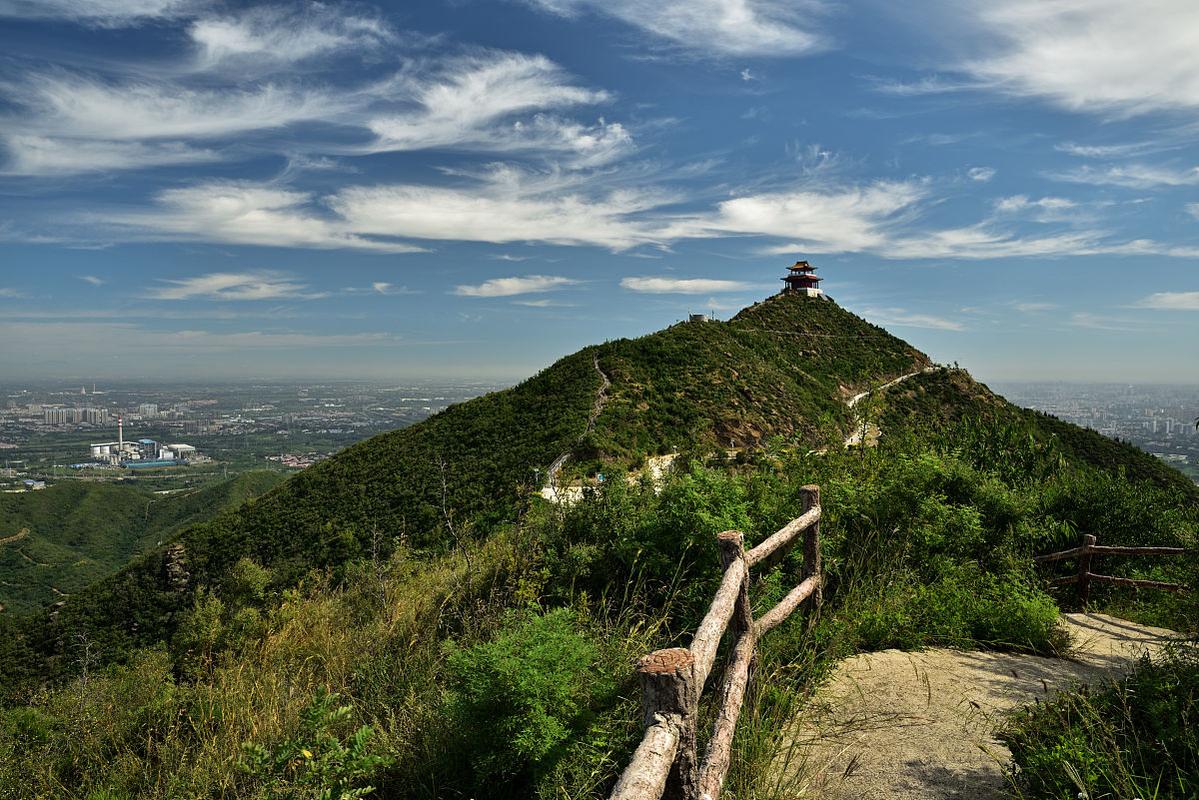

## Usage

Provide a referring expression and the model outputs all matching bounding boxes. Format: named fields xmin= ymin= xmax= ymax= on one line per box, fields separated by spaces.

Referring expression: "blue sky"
xmin=1 ymin=0 xmax=1197 ymax=383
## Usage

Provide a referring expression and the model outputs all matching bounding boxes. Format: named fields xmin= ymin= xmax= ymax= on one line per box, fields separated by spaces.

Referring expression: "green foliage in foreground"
xmin=0 ymin=472 xmax=285 ymax=615
xmin=3 ymin=413 xmax=1194 ymax=800
xmin=240 ymin=688 xmax=392 ymax=800
xmin=1002 ymin=644 xmax=1199 ymax=799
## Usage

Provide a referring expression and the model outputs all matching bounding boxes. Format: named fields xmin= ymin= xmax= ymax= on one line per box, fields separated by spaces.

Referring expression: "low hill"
xmin=2 ymin=293 xmax=1192 ymax=693
xmin=0 ymin=472 xmax=285 ymax=615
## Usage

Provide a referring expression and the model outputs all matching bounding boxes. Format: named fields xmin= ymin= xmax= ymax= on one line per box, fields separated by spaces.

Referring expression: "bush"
xmin=240 ymin=688 xmax=391 ymax=800
xmin=1002 ymin=644 xmax=1199 ymax=798
xmin=443 ymin=609 xmax=613 ymax=790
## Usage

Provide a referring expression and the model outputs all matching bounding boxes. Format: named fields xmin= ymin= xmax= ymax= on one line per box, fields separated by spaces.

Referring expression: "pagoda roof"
xmin=787 ymin=260 xmax=817 ymax=272
xmin=782 ymin=274 xmax=822 ymax=281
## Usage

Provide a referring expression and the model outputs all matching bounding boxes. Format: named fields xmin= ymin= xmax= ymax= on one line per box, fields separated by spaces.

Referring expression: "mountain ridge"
xmin=1 ymin=293 xmax=1192 ymax=696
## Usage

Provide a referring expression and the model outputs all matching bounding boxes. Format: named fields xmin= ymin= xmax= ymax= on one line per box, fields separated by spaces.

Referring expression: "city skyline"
xmin=2 ymin=1 xmax=1198 ymax=383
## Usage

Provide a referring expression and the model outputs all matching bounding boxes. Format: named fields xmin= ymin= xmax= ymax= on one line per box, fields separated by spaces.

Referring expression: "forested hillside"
xmin=0 ymin=294 xmax=1195 ymax=800
xmin=0 ymin=472 xmax=285 ymax=615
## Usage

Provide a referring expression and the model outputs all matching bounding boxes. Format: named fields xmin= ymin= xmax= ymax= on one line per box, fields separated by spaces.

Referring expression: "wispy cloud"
xmin=860 ymin=307 xmax=964 ymax=331
xmin=1134 ymin=291 xmax=1199 ymax=310
xmin=1055 ymin=141 xmax=1164 ymax=159
xmin=967 ymin=166 xmax=995 ymax=182
xmin=0 ymin=287 xmax=24 ymax=298
xmin=365 ymin=53 xmax=629 ymax=165
xmin=1013 ymin=301 xmax=1057 ymax=313
xmin=523 ymin=0 xmax=828 ymax=58
xmin=454 ymin=275 xmax=578 ymax=297
xmin=0 ymin=0 xmax=194 ymax=26
xmin=189 ymin=5 xmax=394 ymax=70
xmin=962 ymin=0 xmax=1199 ymax=118
xmin=1049 ymin=163 xmax=1199 ymax=189
xmin=147 ymin=271 xmax=327 ymax=301
xmin=100 ymin=181 xmax=422 ymax=252
xmin=78 ymin=275 xmax=105 ymax=286
xmin=620 ymin=277 xmax=751 ymax=294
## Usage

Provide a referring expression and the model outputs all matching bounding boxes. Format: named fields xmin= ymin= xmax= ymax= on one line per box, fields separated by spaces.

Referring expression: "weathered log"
xmin=690 ymin=559 xmax=748 ymax=688
xmin=637 ymin=648 xmax=699 ymax=800
xmin=1089 ymin=545 xmax=1189 ymax=557
xmin=696 ymin=631 xmax=755 ymax=800
xmin=609 ymin=715 xmax=682 ymax=800
xmin=717 ymin=531 xmax=754 ymax=638
xmin=800 ymin=485 xmax=823 ymax=620
xmin=1086 ymin=573 xmax=1190 ymax=592
xmin=755 ymin=575 xmax=821 ymax=635
xmin=1033 ymin=546 xmax=1087 ymax=563
xmin=745 ymin=505 xmax=821 ymax=568
xmin=1078 ymin=534 xmax=1097 ymax=606
xmin=1049 ymin=574 xmax=1081 ymax=586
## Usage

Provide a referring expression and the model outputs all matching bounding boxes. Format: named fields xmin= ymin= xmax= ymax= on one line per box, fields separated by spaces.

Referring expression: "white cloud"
xmin=0 ymin=287 xmax=24 ymax=298
xmin=78 ymin=275 xmax=104 ymax=286
xmin=1068 ymin=312 xmax=1143 ymax=332
xmin=10 ymin=73 xmax=351 ymax=142
xmin=365 ymin=53 xmax=628 ymax=164
xmin=1134 ymin=291 xmax=1199 ymax=310
xmin=1055 ymin=141 xmax=1161 ymax=159
xmin=1013 ymin=301 xmax=1057 ymax=313
xmin=620 ymin=277 xmax=751 ymax=294
xmin=454 ymin=275 xmax=578 ymax=297
xmin=0 ymin=321 xmax=397 ymax=354
xmin=100 ymin=181 xmax=422 ymax=252
xmin=329 ymin=167 xmax=670 ymax=250
xmin=190 ymin=5 xmax=393 ymax=69
xmin=1187 ymin=203 xmax=1199 ymax=220
xmin=967 ymin=166 xmax=995 ymax=182
xmin=860 ymin=307 xmax=964 ymax=331
xmin=1050 ymin=164 xmax=1199 ymax=189
xmin=525 ymin=0 xmax=827 ymax=57
xmin=512 ymin=298 xmax=576 ymax=307
xmin=698 ymin=180 xmax=928 ymax=253
xmin=147 ymin=271 xmax=327 ymax=301
xmin=2 ymin=135 xmax=219 ymax=176
xmin=0 ymin=0 xmax=193 ymax=25
xmin=962 ymin=0 xmax=1199 ymax=117
xmin=994 ymin=195 xmax=1076 ymax=214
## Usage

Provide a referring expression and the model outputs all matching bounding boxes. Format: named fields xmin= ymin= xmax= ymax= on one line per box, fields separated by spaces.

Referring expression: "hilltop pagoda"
xmin=781 ymin=260 xmax=823 ymax=297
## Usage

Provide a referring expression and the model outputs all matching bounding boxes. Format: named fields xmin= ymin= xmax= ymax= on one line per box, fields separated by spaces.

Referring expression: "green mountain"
xmin=1 ymin=292 xmax=1195 ymax=800
xmin=5 ymin=294 xmax=1194 ymax=689
xmin=0 ymin=472 xmax=286 ymax=615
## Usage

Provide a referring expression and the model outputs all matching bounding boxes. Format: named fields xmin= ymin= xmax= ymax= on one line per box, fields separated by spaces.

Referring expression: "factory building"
xmin=88 ymin=417 xmax=201 ymax=467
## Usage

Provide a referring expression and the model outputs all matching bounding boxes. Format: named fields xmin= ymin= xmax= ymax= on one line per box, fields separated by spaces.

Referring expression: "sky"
xmin=0 ymin=0 xmax=1197 ymax=384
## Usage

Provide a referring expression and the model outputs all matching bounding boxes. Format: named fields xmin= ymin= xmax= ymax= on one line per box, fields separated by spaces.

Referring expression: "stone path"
xmin=776 ymin=613 xmax=1177 ymax=799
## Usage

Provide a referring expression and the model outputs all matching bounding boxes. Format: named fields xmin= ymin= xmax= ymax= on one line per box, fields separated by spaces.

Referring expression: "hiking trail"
xmin=776 ymin=612 xmax=1177 ymax=799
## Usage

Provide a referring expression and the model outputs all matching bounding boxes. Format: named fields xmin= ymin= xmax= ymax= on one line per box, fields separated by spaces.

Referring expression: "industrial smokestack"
xmin=118 ymin=415 xmax=123 ymax=452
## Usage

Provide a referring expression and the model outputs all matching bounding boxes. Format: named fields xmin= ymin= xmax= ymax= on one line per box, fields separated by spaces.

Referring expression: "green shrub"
xmin=239 ymin=688 xmax=391 ymax=800
xmin=443 ymin=609 xmax=613 ymax=790
xmin=1002 ymin=645 xmax=1199 ymax=798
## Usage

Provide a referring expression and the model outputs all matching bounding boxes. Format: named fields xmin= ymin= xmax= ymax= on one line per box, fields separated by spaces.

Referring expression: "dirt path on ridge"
xmin=544 ymin=354 xmax=610 ymax=493
xmin=843 ymin=368 xmax=936 ymax=448
xmin=774 ymin=612 xmax=1178 ymax=800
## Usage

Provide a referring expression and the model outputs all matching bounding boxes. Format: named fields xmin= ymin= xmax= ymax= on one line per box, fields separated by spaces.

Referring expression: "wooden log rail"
xmin=610 ymin=486 xmax=823 ymax=800
xmin=1035 ymin=533 xmax=1190 ymax=605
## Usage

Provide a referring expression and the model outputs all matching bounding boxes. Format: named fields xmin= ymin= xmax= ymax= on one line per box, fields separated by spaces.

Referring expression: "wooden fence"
xmin=1036 ymin=533 xmax=1190 ymax=605
xmin=609 ymin=485 xmax=823 ymax=800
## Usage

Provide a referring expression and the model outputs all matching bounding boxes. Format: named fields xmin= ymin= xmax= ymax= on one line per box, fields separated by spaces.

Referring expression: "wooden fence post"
xmin=637 ymin=648 xmax=699 ymax=800
xmin=1078 ymin=534 xmax=1096 ymax=608
xmin=801 ymin=485 xmax=823 ymax=624
xmin=717 ymin=531 xmax=753 ymax=638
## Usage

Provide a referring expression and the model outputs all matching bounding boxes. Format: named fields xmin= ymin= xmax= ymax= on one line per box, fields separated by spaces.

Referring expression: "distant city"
xmin=3 ymin=379 xmax=1196 ymax=489
xmin=993 ymin=382 xmax=1199 ymax=483
xmin=0 ymin=381 xmax=502 ymax=488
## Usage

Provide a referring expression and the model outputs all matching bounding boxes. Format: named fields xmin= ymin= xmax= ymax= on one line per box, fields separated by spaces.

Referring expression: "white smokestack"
xmin=118 ymin=415 xmax=123 ymax=451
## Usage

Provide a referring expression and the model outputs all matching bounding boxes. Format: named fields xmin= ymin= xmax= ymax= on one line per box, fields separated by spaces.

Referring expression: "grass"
xmin=1002 ymin=643 xmax=1199 ymax=799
